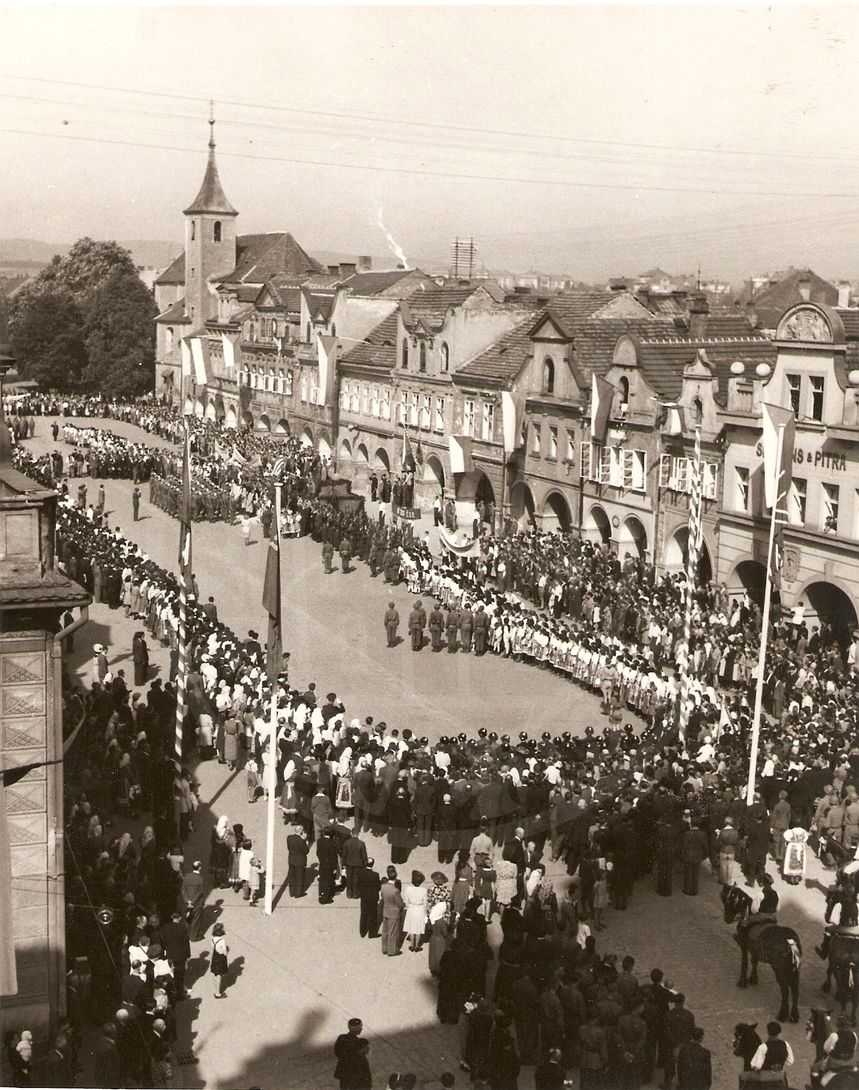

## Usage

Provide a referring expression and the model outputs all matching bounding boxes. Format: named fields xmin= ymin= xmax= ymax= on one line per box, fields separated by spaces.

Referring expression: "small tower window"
xmin=543 ymin=356 xmax=555 ymax=395
xmin=306 ymin=322 xmax=312 ymax=344
xmin=419 ymin=342 xmax=427 ymax=372
xmin=191 ymin=222 xmax=196 ymax=241
xmin=441 ymin=342 xmax=450 ymax=372
xmin=619 ymin=376 xmax=630 ymax=416
xmin=402 ymin=340 xmax=409 ymax=368
xmin=692 ymin=396 xmax=703 ymax=425
xmin=214 ymin=221 xmax=222 ymax=242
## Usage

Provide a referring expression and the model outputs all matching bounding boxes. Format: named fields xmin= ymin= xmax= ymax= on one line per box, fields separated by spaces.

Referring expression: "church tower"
xmin=183 ymin=114 xmax=238 ymax=330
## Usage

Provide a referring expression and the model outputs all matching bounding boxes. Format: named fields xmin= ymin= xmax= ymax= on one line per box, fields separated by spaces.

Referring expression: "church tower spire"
xmin=183 ymin=111 xmax=238 ymax=330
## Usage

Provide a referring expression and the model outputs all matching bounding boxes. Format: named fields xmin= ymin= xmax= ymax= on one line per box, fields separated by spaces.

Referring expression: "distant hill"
xmin=0 ymin=238 xmax=182 ymax=271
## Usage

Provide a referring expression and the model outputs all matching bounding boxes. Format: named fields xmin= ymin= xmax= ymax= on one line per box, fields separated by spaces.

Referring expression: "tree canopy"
xmin=8 ymin=237 xmax=156 ymax=395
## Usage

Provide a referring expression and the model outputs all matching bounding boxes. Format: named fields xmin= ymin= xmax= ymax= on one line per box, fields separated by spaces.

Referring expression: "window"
xmin=331 ymin=324 xmax=337 ymax=338
xmin=565 ymin=431 xmax=575 ymax=463
xmin=419 ymin=342 xmax=427 ymax=372
xmin=543 ymin=357 xmax=555 ymax=395
xmin=548 ymin=426 xmax=558 ymax=459
xmin=440 ymin=342 xmax=450 ymax=372
xmin=464 ymin=399 xmax=476 ymax=438
xmin=702 ymin=462 xmax=718 ymax=500
xmin=580 ymin=442 xmax=592 ymax=480
xmin=408 ymin=391 xmax=419 ymax=427
xmin=810 ymin=376 xmax=825 ymax=422
xmin=735 ymin=466 xmax=750 ymax=512
xmin=190 ymin=221 xmax=196 ymax=241
xmin=482 ymin=402 xmax=494 ymax=441
xmin=349 ymin=383 xmax=359 ymax=413
xmin=277 ymin=369 xmax=284 ymax=394
xmin=190 ymin=267 xmax=195 ymax=279
xmin=622 ymin=449 xmax=646 ymax=491
xmin=618 ymin=377 xmax=630 ymax=417
xmin=787 ymin=374 xmax=802 ymax=416
xmin=214 ymin=221 xmax=222 ymax=242
xmin=241 ymin=366 xmax=250 ymax=388
xmin=531 ymin=422 xmax=541 ymax=455
xmin=822 ymin=483 xmax=839 ymax=533
xmin=789 ymin=476 xmax=807 ymax=525
xmin=420 ymin=394 xmax=432 ymax=430
xmin=402 ymin=340 xmax=409 ymax=368
xmin=166 ymin=327 xmax=174 ymax=353
xmin=361 ymin=386 xmax=370 ymax=415
xmin=381 ymin=388 xmax=391 ymax=421
xmin=370 ymin=386 xmax=380 ymax=418
xmin=306 ymin=322 xmax=312 ymax=344
xmin=268 ymin=368 xmax=275 ymax=392
xmin=396 ymin=397 xmax=405 ymax=425
xmin=285 ymin=371 xmax=293 ymax=397
xmin=692 ymin=396 xmax=703 ymax=426
xmin=434 ymin=396 xmax=446 ymax=432
xmin=339 ymin=386 xmax=349 ymax=411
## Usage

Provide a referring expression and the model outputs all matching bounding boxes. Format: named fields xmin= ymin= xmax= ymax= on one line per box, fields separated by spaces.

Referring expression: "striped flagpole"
xmin=677 ymin=423 xmax=703 ymax=744
xmin=175 ymin=419 xmax=192 ymax=769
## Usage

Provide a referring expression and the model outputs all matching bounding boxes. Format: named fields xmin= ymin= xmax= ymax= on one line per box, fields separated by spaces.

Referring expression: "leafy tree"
xmin=8 ymin=287 xmax=87 ymax=387
xmin=82 ymin=269 xmax=157 ymax=396
xmin=8 ymin=238 xmax=156 ymax=395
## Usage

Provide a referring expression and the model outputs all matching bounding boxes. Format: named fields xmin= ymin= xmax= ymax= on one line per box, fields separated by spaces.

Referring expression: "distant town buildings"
xmin=153 ymin=132 xmax=859 ymax=638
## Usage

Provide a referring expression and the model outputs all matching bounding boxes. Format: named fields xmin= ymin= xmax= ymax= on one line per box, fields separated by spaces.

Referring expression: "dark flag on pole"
xmin=178 ymin=425 xmax=193 ymax=584
xmin=262 ymin=491 xmax=282 ymax=680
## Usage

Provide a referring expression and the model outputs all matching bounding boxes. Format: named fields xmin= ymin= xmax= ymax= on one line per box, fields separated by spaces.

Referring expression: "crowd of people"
xmin=6 ymin=398 xmax=859 ymax=1089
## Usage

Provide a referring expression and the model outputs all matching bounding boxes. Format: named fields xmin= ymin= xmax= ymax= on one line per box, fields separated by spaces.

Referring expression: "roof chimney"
xmin=798 ymin=274 xmax=811 ymax=302
xmin=838 ymin=280 xmax=851 ymax=308
xmin=339 ymin=262 xmax=357 ymax=279
xmin=357 ymin=255 xmax=372 ymax=272
xmin=689 ymin=292 xmax=709 ymax=339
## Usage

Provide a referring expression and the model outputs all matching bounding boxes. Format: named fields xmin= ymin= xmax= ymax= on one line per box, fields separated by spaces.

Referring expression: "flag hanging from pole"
xmin=178 ymin=426 xmax=193 ymax=584
xmin=590 ymin=374 xmax=614 ymax=443
xmin=262 ymin=490 xmax=282 ymax=681
xmin=762 ymin=402 xmax=795 ymax=512
xmin=402 ymin=431 xmax=417 ymax=473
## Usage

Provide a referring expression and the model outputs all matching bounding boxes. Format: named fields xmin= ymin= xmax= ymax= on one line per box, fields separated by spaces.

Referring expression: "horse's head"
xmin=723 ymin=884 xmax=751 ymax=924
xmin=733 ymin=1022 xmax=761 ymax=1059
xmin=806 ymin=1007 xmax=833 ymax=1042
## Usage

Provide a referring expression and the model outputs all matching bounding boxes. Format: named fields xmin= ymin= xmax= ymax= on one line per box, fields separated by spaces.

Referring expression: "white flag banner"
xmin=316 ymin=334 xmax=337 ymax=407
xmin=220 ymin=334 xmax=236 ymax=370
xmin=501 ymin=391 xmax=524 ymax=452
xmin=449 ymin=434 xmax=474 ymax=475
xmin=761 ymin=402 xmax=795 ymax=510
xmin=180 ymin=339 xmax=192 ymax=378
xmin=191 ymin=338 xmax=207 ymax=385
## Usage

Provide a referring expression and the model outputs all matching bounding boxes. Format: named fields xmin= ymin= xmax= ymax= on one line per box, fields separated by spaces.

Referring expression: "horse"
xmin=806 ymin=1007 xmax=834 ymax=1063
xmin=734 ymin=1022 xmax=762 ymax=1070
xmin=722 ymin=884 xmax=802 ymax=1023
xmin=823 ymin=934 xmax=859 ymax=1027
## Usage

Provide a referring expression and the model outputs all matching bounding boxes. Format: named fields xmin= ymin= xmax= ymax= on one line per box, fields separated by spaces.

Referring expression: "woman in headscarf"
xmin=386 ymin=786 xmax=413 ymax=865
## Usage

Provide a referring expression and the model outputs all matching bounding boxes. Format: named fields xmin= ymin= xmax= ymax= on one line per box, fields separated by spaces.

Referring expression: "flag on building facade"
xmin=501 ymin=390 xmax=525 ymax=452
xmin=178 ymin=427 xmax=193 ymax=584
xmin=261 ymin=497 xmax=282 ymax=681
xmin=449 ymin=435 xmax=474 ymax=475
xmin=180 ymin=338 xmax=192 ymax=378
xmin=402 ymin=431 xmax=417 ymax=473
xmin=190 ymin=338 xmax=208 ymax=385
xmin=590 ymin=374 xmax=614 ymax=443
xmin=762 ymin=402 xmax=795 ymax=512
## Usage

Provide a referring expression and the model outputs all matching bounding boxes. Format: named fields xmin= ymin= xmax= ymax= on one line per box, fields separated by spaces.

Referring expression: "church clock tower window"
xmin=214 ymin=221 xmax=222 ymax=242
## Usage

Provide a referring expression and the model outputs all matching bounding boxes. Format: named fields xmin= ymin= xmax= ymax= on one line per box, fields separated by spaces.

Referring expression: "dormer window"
xmin=619 ymin=377 xmax=630 ymax=416
xmin=419 ymin=342 xmax=427 ymax=372
xmin=543 ymin=357 xmax=555 ymax=395
xmin=692 ymin=396 xmax=703 ymax=425
xmin=441 ymin=342 xmax=450 ymax=372
xmin=402 ymin=340 xmax=409 ymax=368
xmin=214 ymin=221 xmax=222 ymax=242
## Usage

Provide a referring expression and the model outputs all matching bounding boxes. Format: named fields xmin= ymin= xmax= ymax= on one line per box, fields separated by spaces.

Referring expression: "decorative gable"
xmin=529 ymin=311 xmax=572 ymax=342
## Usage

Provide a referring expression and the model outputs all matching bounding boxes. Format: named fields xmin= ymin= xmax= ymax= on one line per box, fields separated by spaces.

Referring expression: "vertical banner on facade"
xmin=762 ymin=402 xmax=795 ymax=511
xmin=501 ymin=390 xmax=524 ymax=452
xmin=449 ymin=434 xmax=474 ymax=474
xmin=190 ymin=338 xmax=207 ymax=385
xmin=220 ymin=334 xmax=236 ymax=370
xmin=316 ymin=334 xmax=337 ymax=407
xmin=180 ymin=338 xmax=192 ymax=378
xmin=590 ymin=374 xmax=614 ymax=443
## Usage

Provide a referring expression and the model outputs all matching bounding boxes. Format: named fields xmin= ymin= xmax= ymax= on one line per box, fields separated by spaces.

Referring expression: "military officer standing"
xmin=429 ymin=602 xmax=444 ymax=652
xmin=460 ymin=604 xmax=474 ymax=652
xmin=473 ymin=604 xmax=490 ymax=655
xmin=445 ymin=606 xmax=460 ymax=653
xmin=339 ymin=535 xmax=353 ymax=574
xmin=409 ymin=600 xmax=426 ymax=651
xmin=322 ymin=539 xmax=334 ymax=574
xmin=384 ymin=602 xmax=400 ymax=647
xmin=132 ymin=487 xmax=141 ymax=521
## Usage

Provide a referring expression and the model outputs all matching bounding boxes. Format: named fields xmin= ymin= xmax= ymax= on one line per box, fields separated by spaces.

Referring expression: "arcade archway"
xmin=241 ymin=411 xmax=254 ymax=430
xmin=582 ymin=504 xmax=611 ymax=545
xmin=204 ymin=401 xmax=217 ymax=422
xmin=275 ymin=418 xmax=290 ymax=435
xmin=542 ymin=490 xmax=573 ymax=534
xmin=373 ymin=447 xmax=391 ymax=472
xmin=509 ymin=481 xmax=536 ymax=530
xmin=618 ymin=515 xmax=647 ymax=561
xmin=214 ymin=396 xmax=226 ymax=423
xmin=257 ymin=414 xmax=272 ymax=433
xmin=225 ymin=404 xmax=238 ymax=430
xmin=665 ymin=526 xmax=712 ymax=584
xmin=339 ymin=438 xmax=352 ymax=462
xmin=300 ymin=427 xmax=314 ymax=448
xmin=183 ymin=396 xmax=194 ymax=416
xmin=193 ymin=399 xmax=205 ymax=418
xmin=729 ymin=559 xmax=768 ymax=607
xmin=318 ymin=434 xmax=332 ymax=461
xmin=800 ymin=581 xmax=858 ymax=645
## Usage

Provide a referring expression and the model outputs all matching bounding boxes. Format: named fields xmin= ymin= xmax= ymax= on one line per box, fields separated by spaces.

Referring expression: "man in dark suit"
xmin=342 ymin=832 xmax=369 ymax=899
xmin=473 ymin=604 xmax=490 ymax=655
xmin=460 ymin=605 xmax=474 ymax=652
xmin=93 ymin=1024 xmax=121 ymax=1090
xmin=534 ymin=1047 xmax=565 ymax=1089
xmin=358 ymin=859 xmax=382 ymax=938
xmin=181 ymin=861 xmax=206 ymax=940
xmin=160 ymin=911 xmax=192 ymax=998
xmin=317 ymin=827 xmax=340 ymax=904
xmin=676 ymin=1026 xmax=712 ymax=1090
xmin=201 ymin=596 xmax=218 ymax=622
xmin=287 ymin=828 xmax=309 ymax=897
xmin=132 ymin=631 xmax=149 ymax=687
xmin=503 ymin=826 xmax=527 ymax=901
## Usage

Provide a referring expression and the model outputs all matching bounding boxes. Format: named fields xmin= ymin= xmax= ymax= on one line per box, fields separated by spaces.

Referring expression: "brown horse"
xmin=722 ymin=884 xmax=802 ymax=1023
xmin=823 ymin=934 xmax=859 ymax=1026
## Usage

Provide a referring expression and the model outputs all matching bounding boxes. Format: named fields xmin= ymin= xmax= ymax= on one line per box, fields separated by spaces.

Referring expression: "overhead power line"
xmin=3 ymin=71 xmax=859 ymax=166
xmin=3 ymin=126 xmax=858 ymax=201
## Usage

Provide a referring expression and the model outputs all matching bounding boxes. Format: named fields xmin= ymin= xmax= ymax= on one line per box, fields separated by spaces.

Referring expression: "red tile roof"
xmin=155 ymin=299 xmax=190 ymax=324
xmin=637 ymin=335 xmax=775 ymax=402
xmin=341 ymin=313 xmax=399 ymax=370
xmin=219 ymin=233 xmax=326 ymax=284
xmin=454 ymin=316 xmax=537 ymax=388
xmin=154 ymin=252 xmax=185 ymax=286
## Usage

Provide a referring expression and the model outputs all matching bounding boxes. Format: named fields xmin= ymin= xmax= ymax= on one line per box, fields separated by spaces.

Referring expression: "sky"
xmin=1 ymin=3 xmax=858 ymax=283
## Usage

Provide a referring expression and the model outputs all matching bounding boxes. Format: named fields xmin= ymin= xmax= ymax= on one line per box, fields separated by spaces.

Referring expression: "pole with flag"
xmin=262 ymin=484 xmax=283 ymax=915
xmin=747 ymin=403 xmax=795 ymax=805
xmin=677 ymin=423 xmax=703 ymax=744
xmin=175 ymin=418 xmax=192 ymax=769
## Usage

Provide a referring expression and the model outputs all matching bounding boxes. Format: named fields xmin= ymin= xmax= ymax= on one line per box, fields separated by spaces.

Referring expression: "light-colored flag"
xmin=316 ymin=334 xmax=337 ymax=407
xmin=180 ymin=339 xmax=192 ymax=378
xmin=448 ymin=434 xmax=473 ymax=475
xmin=220 ymin=334 xmax=236 ymax=370
xmin=590 ymin=373 xmax=614 ymax=443
xmin=761 ymin=402 xmax=795 ymax=512
xmin=190 ymin=338 xmax=207 ymax=385
xmin=501 ymin=390 xmax=524 ymax=452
